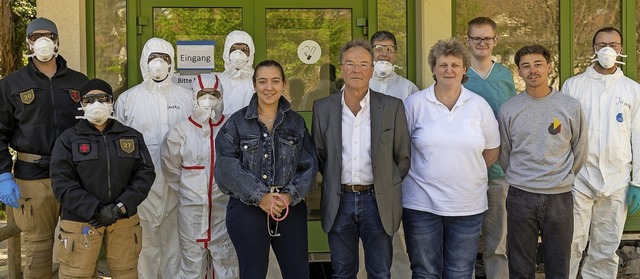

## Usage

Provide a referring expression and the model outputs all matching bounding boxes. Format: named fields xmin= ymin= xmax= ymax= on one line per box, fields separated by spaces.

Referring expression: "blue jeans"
xmin=328 ymin=191 xmax=393 ymax=279
xmin=403 ymin=208 xmax=483 ymax=279
xmin=506 ymin=187 xmax=573 ymax=279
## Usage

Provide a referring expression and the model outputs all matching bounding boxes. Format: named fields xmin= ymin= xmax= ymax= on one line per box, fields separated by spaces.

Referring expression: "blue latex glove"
xmin=627 ymin=184 xmax=640 ymax=215
xmin=0 ymin=172 xmax=20 ymax=208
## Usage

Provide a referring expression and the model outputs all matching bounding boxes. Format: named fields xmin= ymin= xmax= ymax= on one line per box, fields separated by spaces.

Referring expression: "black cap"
xmin=80 ymin=79 xmax=113 ymax=97
xmin=26 ymin=18 xmax=58 ymax=36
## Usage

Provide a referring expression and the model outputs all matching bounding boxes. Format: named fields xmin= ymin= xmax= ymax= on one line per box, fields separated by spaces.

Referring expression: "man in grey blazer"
xmin=312 ymin=39 xmax=411 ymax=279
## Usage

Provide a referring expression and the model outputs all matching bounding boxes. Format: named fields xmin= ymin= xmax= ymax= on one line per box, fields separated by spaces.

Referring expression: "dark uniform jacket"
xmin=50 ymin=119 xmax=155 ymax=222
xmin=0 ymin=56 xmax=89 ymax=179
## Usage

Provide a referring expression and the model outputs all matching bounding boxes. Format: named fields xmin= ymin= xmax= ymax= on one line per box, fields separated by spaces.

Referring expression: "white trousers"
xmin=137 ymin=206 xmax=181 ymax=279
xmin=570 ymin=187 xmax=627 ymax=279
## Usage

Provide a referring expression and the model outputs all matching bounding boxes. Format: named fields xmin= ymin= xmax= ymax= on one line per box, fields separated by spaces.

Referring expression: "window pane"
xmin=455 ymin=0 xmax=560 ymax=91
xmin=153 ymin=8 xmax=242 ymax=72
xmin=265 ymin=9 xmax=351 ymax=111
xmin=573 ymin=0 xmax=621 ymax=75
xmin=94 ymin=0 xmax=127 ymax=96
xmin=377 ymin=0 xmax=408 ymax=78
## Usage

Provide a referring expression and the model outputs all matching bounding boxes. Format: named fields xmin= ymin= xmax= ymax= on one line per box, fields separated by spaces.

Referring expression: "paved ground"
xmin=1 ymin=220 xmax=640 ymax=278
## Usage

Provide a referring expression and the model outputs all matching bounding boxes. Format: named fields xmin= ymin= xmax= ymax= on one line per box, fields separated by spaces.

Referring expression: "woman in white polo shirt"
xmin=402 ymin=38 xmax=500 ymax=278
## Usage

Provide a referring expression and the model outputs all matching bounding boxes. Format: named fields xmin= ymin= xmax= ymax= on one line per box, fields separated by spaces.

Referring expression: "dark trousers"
xmin=226 ymin=197 xmax=309 ymax=279
xmin=506 ymin=186 xmax=573 ymax=279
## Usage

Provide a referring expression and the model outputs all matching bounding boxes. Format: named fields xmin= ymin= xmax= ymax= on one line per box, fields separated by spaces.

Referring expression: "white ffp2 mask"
xmin=30 ymin=37 xmax=57 ymax=62
xmin=592 ymin=47 xmax=626 ymax=69
xmin=78 ymin=102 xmax=114 ymax=126
xmin=373 ymin=61 xmax=396 ymax=78
xmin=148 ymin=58 xmax=170 ymax=81
xmin=229 ymin=50 xmax=248 ymax=69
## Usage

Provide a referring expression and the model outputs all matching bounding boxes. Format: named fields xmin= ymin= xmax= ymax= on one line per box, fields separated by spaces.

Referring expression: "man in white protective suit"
xmin=218 ymin=30 xmax=256 ymax=115
xmin=114 ymin=37 xmax=193 ymax=278
xmin=368 ymin=30 xmax=419 ymax=101
xmin=161 ymin=73 xmax=239 ymax=279
xmin=564 ymin=27 xmax=640 ymax=279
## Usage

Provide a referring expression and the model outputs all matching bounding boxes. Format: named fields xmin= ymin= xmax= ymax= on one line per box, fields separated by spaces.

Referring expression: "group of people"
xmin=0 ymin=15 xmax=638 ymax=279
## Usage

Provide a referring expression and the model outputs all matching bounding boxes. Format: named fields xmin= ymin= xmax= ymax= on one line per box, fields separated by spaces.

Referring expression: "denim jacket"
xmin=215 ymin=94 xmax=318 ymax=206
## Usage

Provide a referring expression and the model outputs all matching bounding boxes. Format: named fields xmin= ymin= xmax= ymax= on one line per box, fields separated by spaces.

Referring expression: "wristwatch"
xmin=115 ymin=202 xmax=127 ymax=217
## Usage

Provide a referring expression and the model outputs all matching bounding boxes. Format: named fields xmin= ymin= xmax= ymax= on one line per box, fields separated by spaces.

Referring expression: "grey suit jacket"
xmin=311 ymin=89 xmax=410 ymax=236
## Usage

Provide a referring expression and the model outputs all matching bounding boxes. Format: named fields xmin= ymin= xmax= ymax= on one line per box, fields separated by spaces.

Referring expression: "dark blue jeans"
xmin=328 ymin=191 xmax=393 ymax=279
xmin=403 ymin=208 xmax=483 ymax=279
xmin=506 ymin=187 xmax=573 ymax=279
xmin=226 ymin=197 xmax=309 ymax=279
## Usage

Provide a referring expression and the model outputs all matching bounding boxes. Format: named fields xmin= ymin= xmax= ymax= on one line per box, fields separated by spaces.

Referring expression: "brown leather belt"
xmin=17 ymin=152 xmax=50 ymax=163
xmin=341 ymin=184 xmax=374 ymax=192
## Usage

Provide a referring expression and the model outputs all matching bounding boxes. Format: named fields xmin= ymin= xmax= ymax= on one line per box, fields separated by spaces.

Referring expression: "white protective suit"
xmin=369 ymin=71 xmax=419 ymax=101
xmin=218 ymin=30 xmax=256 ymax=115
xmin=114 ymin=37 xmax=193 ymax=279
xmin=161 ymin=73 xmax=239 ymax=279
xmin=562 ymin=65 xmax=640 ymax=279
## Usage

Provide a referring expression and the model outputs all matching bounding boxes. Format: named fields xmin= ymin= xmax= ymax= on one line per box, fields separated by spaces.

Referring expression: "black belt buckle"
xmin=34 ymin=156 xmax=51 ymax=169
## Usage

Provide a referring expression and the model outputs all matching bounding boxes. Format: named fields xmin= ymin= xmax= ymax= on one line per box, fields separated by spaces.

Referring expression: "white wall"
xmin=416 ymin=0 xmax=452 ymax=89
xmin=37 ymin=0 xmax=86 ymax=74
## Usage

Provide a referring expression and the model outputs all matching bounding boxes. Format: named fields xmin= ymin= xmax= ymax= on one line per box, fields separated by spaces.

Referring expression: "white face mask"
xmin=373 ymin=60 xmax=395 ymax=78
xmin=229 ymin=50 xmax=248 ymax=69
xmin=30 ymin=37 xmax=57 ymax=62
xmin=80 ymin=101 xmax=113 ymax=126
xmin=197 ymin=94 xmax=224 ymax=120
xmin=148 ymin=58 xmax=170 ymax=81
xmin=593 ymin=46 xmax=626 ymax=69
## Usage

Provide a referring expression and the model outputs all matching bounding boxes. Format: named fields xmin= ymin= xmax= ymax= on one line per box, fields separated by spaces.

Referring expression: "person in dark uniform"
xmin=50 ymin=78 xmax=155 ymax=278
xmin=0 ymin=17 xmax=88 ymax=278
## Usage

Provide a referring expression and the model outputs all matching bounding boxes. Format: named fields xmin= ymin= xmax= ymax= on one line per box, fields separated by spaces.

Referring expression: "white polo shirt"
xmin=402 ymin=84 xmax=500 ymax=216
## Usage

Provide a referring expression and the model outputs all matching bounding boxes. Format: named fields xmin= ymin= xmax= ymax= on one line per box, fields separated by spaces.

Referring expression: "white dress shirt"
xmin=341 ymin=89 xmax=374 ymax=185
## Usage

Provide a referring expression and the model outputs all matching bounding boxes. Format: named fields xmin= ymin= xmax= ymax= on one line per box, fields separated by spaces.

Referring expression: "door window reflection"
xmin=265 ymin=8 xmax=351 ymax=112
xmin=153 ymin=8 xmax=242 ymax=72
xmin=455 ymin=0 xmax=560 ymax=91
xmin=573 ymin=0 xmax=621 ymax=75
xmin=94 ymin=0 xmax=127 ymax=97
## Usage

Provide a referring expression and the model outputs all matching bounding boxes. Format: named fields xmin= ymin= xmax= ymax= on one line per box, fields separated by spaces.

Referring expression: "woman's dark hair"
xmin=253 ymin=60 xmax=286 ymax=83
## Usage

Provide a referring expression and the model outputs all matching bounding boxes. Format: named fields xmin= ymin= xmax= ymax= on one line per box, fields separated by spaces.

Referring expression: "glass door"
xmin=131 ymin=0 xmax=254 ymax=86
xmin=132 ymin=0 xmax=367 ymax=258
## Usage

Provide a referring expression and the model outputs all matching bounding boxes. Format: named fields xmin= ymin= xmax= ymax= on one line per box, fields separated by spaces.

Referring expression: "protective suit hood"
xmin=222 ymin=31 xmax=255 ymax=80
xmin=140 ymin=37 xmax=175 ymax=92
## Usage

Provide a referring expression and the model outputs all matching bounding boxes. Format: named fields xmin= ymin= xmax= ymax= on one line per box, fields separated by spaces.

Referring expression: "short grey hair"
xmin=428 ymin=38 xmax=471 ymax=83
xmin=339 ymin=39 xmax=374 ymax=63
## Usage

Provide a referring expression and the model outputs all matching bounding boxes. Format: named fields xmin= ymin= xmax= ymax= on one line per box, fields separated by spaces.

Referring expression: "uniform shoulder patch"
xmin=19 ymin=89 xmax=35 ymax=104
xmin=119 ymin=138 xmax=135 ymax=154
xmin=69 ymin=89 xmax=81 ymax=103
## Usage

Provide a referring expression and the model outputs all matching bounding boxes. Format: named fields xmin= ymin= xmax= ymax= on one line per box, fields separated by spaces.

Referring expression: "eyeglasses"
xmin=148 ymin=52 xmax=172 ymax=64
xmin=342 ymin=62 xmax=371 ymax=70
xmin=468 ymin=36 xmax=496 ymax=45
xmin=28 ymin=32 xmax=58 ymax=42
xmin=594 ymin=42 xmax=622 ymax=49
xmin=81 ymin=93 xmax=112 ymax=106
xmin=230 ymin=43 xmax=250 ymax=55
xmin=197 ymin=89 xmax=221 ymax=99
xmin=373 ymin=45 xmax=397 ymax=53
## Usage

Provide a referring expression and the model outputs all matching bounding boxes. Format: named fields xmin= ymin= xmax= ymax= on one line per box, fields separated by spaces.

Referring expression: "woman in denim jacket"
xmin=215 ymin=60 xmax=318 ymax=279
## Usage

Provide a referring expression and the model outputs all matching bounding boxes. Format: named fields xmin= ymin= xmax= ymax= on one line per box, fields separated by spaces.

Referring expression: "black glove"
xmin=89 ymin=204 xmax=118 ymax=228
